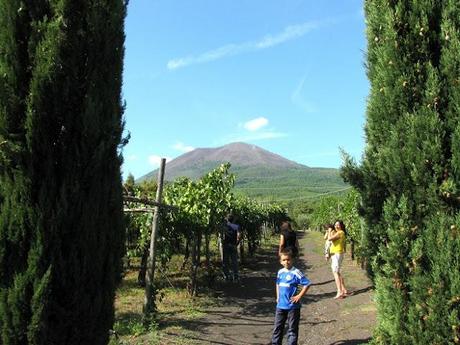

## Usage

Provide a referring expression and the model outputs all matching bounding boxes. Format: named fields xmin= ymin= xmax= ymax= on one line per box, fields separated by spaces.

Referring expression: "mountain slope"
xmin=139 ymin=142 xmax=348 ymax=201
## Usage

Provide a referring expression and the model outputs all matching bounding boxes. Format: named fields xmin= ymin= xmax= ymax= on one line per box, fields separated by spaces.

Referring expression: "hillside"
xmin=139 ymin=142 xmax=348 ymax=201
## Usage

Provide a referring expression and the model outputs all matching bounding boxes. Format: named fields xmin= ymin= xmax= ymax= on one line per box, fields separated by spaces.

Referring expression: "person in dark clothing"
xmin=278 ymin=221 xmax=300 ymax=258
xmin=221 ymin=214 xmax=241 ymax=282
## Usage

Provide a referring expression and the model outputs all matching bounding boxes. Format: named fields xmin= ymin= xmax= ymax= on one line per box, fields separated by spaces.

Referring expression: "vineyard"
xmin=122 ymin=164 xmax=288 ymax=303
xmin=111 ymin=161 xmax=370 ymax=344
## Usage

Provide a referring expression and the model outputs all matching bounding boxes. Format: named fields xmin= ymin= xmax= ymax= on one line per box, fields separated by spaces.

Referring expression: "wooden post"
xmin=350 ymin=240 xmax=355 ymax=261
xmin=143 ymin=158 xmax=166 ymax=316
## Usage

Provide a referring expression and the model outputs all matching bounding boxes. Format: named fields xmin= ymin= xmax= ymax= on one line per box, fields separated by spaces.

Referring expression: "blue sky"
xmin=121 ymin=0 xmax=368 ymax=179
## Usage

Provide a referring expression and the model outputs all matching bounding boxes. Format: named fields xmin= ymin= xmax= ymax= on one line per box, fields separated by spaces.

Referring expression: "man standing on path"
xmin=221 ymin=213 xmax=241 ymax=282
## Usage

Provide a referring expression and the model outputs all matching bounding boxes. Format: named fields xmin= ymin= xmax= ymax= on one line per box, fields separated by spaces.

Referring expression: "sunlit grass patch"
xmin=341 ymin=298 xmax=376 ymax=314
xmin=113 ymin=283 xmax=207 ymax=343
xmin=116 ymin=271 xmax=144 ymax=314
xmin=158 ymin=288 xmax=214 ymax=320
xmin=303 ymin=230 xmax=326 ymax=256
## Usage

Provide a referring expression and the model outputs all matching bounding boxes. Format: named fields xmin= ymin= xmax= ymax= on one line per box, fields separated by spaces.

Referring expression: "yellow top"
xmin=330 ymin=230 xmax=346 ymax=254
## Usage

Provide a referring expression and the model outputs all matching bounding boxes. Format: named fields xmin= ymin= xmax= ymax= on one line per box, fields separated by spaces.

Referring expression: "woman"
xmin=328 ymin=220 xmax=348 ymax=299
xmin=278 ymin=221 xmax=300 ymax=257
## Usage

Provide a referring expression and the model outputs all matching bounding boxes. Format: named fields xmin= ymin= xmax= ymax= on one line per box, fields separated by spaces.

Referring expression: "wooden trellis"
xmin=122 ymin=159 xmax=174 ymax=318
xmin=123 ymin=195 xmax=176 ymax=212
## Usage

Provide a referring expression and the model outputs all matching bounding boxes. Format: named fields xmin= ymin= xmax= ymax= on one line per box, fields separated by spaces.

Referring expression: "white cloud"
xmin=216 ymin=116 xmax=287 ymax=144
xmin=148 ymin=155 xmax=171 ymax=168
xmin=167 ymin=44 xmax=246 ymax=70
xmin=243 ymin=117 xmax=269 ymax=131
xmin=255 ymin=22 xmax=317 ymax=49
xmin=291 ymin=74 xmax=317 ymax=113
xmin=167 ymin=21 xmax=319 ymax=70
xmin=172 ymin=142 xmax=195 ymax=153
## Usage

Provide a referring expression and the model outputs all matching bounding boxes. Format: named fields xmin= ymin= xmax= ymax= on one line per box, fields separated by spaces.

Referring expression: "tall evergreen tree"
xmin=342 ymin=1 xmax=460 ymax=343
xmin=0 ymin=1 xmax=126 ymax=344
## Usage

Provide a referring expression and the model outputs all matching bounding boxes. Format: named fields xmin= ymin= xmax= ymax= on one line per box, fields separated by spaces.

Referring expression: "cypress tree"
xmin=0 ymin=1 xmax=126 ymax=344
xmin=342 ymin=1 xmax=460 ymax=343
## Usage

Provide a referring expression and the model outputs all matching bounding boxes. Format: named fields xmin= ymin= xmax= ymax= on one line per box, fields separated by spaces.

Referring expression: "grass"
xmin=306 ymin=229 xmax=326 ymax=256
xmin=112 ymin=233 xmax=278 ymax=345
xmin=112 ymin=272 xmax=216 ymax=344
xmin=340 ymin=296 xmax=377 ymax=315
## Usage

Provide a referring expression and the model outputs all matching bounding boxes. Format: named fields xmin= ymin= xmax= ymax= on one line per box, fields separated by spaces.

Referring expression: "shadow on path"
xmin=348 ymin=286 xmax=373 ymax=296
xmin=311 ymin=279 xmax=335 ymax=286
xmin=159 ymin=242 xmax=283 ymax=344
xmin=329 ymin=338 xmax=372 ymax=345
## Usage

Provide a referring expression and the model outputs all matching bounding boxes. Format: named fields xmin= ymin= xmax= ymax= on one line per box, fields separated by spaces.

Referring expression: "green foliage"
xmin=344 ymin=1 xmax=460 ymax=343
xmin=163 ymin=163 xmax=235 ymax=235
xmin=232 ymin=166 xmax=348 ymax=201
xmin=417 ymin=215 xmax=460 ymax=344
xmin=0 ymin=1 xmax=126 ymax=344
xmin=123 ymin=163 xmax=288 ymax=295
xmin=308 ymin=189 xmax=362 ymax=258
xmin=124 ymin=164 xmax=237 ymax=295
xmin=124 ymin=183 xmax=159 ymax=259
xmin=231 ymin=195 xmax=288 ymax=255
xmin=283 ymin=201 xmax=312 ymax=229
xmin=113 ymin=318 xmax=158 ymax=338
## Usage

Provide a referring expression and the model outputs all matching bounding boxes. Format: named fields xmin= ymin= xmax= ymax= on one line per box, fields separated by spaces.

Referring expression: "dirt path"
xmin=164 ymin=231 xmax=376 ymax=345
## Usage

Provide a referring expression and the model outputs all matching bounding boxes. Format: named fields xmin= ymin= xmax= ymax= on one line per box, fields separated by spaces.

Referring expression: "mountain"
xmin=139 ymin=142 xmax=348 ymax=201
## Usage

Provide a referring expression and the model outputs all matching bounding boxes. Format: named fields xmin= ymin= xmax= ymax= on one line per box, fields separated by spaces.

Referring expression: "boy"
xmin=271 ymin=248 xmax=311 ymax=345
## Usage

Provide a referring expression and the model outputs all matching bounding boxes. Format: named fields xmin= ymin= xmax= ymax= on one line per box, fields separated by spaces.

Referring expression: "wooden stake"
xmin=144 ymin=158 xmax=166 ymax=316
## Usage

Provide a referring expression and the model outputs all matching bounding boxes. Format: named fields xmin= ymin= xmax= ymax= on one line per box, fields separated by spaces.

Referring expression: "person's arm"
xmin=276 ymin=284 xmax=279 ymax=303
xmin=236 ymin=227 xmax=242 ymax=245
xmin=324 ymin=230 xmax=329 ymax=240
xmin=278 ymin=234 xmax=285 ymax=254
xmin=290 ymin=284 xmax=310 ymax=304
xmin=328 ymin=230 xmax=342 ymax=241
